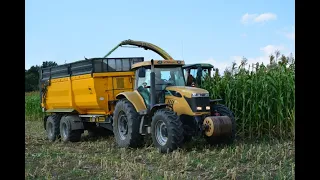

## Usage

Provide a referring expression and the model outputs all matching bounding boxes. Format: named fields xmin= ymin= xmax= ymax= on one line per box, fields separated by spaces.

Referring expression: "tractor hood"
xmin=166 ymin=86 xmax=209 ymax=98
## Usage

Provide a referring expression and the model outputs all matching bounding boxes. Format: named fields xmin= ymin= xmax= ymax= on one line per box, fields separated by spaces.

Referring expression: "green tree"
xmin=41 ymin=61 xmax=58 ymax=68
xmin=25 ymin=61 xmax=58 ymax=92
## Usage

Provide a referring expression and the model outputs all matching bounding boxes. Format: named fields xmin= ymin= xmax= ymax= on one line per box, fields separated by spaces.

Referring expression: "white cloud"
xmin=260 ymin=45 xmax=285 ymax=55
xmin=241 ymin=13 xmax=258 ymax=24
xmin=241 ymin=13 xmax=277 ymax=24
xmin=254 ymin=13 xmax=277 ymax=23
xmin=230 ymin=45 xmax=292 ymax=71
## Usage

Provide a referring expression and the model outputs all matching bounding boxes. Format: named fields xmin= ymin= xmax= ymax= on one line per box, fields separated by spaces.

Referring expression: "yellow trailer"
xmin=40 ymin=57 xmax=144 ymax=141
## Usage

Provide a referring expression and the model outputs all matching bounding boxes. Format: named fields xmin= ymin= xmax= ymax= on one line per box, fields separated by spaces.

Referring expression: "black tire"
xmin=183 ymin=135 xmax=193 ymax=143
xmin=151 ymin=109 xmax=184 ymax=153
xmin=46 ymin=114 xmax=62 ymax=142
xmin=113 ymin=99 xmax=144 ymax=148
xmin=183 ymin=125 xmax=193 ymax=143
xmin=43 ymin=115 xmax=49 ymax=130
xmin=88 ymin=127 xmax=113 ymax=138
xmin=60 ymin=116 xmax=82 ymax=142
xmin=206 ymin=104 xmax=236 ymax=145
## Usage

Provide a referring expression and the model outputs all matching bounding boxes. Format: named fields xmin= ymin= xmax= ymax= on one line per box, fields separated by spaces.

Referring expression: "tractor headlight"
xmin=206 ymin=106 xmax=210 ymax=110
xmin=191 ymin=93 xmax=209 ymax=97
xmin=196 ymin=107 xmax=202 ymax=110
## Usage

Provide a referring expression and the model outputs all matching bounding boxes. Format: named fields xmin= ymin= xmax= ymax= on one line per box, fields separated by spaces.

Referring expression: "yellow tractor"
xmin=40 ymin=40 xmax=235 ymax=153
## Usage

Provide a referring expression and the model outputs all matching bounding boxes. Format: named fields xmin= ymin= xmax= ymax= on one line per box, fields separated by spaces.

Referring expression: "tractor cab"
xmin=182 ymin=63 xmax=214 ymax=87
xmin=131 ymin=60 xmax=186 ymax=109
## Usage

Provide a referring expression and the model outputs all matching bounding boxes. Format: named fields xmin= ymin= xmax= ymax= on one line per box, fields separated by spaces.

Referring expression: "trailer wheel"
xmin=151 ymin=109 xmax=184 ymax=153
xmin=60 ymin=116 xmax=82 ymax=142
xmin=46 ymin=114 xmax=62 ymax=142
xmin=43 ymin=115 xmax=49 ymax=130
xmin=206 ymin=104 xmax=236 ymax=145
xmin=113 ymin=99 xmax=144 ymax=148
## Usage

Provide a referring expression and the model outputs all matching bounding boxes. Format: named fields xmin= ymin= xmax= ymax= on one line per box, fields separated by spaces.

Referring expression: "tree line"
xmin=25 ymin=61 xmax=58 ymax=92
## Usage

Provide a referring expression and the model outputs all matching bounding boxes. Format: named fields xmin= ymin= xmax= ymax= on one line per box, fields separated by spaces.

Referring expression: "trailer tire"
xmin=151 ymin=109 xmax=184 ymax=153
xmin=206 ymin=104 xmax=236 ymax=145
xmin=60 ymin=116 xmax=82 ymax=142
xmin=113 ymin=99 xmax=144 ymax=148
xmin=46 ymin=114 xmax=62 ymax=142
xmin=43 ymin=115 xmax=49 ymax=130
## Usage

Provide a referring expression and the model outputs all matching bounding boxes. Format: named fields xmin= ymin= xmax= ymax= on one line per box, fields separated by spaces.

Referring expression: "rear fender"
xmin=116 ymin=91 xmax=147 ymax=112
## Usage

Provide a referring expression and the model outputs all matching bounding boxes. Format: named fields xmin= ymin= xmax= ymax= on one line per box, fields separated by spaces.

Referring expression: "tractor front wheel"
xmin=151 ymin=109 xmax=184 ymax=153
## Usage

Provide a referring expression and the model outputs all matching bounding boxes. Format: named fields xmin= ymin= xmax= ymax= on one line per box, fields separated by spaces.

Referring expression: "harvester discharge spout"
xmin=103 ymin=39 xmax=174 ymax=60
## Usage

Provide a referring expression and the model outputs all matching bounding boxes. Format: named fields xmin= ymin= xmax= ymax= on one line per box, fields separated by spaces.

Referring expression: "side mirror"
xmin=138 ymin=67 xmax=146 ymax=77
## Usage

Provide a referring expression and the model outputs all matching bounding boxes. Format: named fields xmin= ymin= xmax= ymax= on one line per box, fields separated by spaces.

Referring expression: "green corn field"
xmin=202 ymin=52 xmax=295 ymax=139
xmin=25 ymin=52 xmax=295 ymax=139
xmin=25 ymin=91 xmax=43 ymax=121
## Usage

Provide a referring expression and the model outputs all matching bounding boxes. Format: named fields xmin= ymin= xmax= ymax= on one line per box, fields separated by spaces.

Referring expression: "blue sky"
xmin=25 ymin=0 xmax=295 ymax=72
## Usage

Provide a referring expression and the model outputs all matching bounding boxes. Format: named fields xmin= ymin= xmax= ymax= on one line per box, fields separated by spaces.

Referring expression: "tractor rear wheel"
xmin=46 ymin=114 xmax=62 ymax=142
xmin=113 ymin=99 xmax=144 ymax=148
xmin=206 ymin=104 xmax=236 ymax=145
xmin=151 ymin=109 xmax=184 ymax=153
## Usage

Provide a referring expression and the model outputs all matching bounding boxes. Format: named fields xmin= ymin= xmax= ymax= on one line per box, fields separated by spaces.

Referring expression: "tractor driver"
xmin=185 ymin=68 xmax=195 ymax=86
xmin=168 ymin=71 xmax=175 ymax=84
